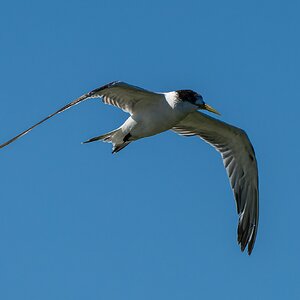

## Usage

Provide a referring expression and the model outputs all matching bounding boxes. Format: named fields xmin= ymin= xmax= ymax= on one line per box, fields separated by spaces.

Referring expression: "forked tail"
xmin=82 ymin=129 xmax=120 ymax=144
xmin=83 ymin=128 xmax=131 ymax=153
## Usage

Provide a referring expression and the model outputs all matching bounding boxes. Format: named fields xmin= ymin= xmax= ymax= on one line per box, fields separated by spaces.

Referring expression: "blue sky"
xmin=1 ymin=0 xmax=299 ymax=299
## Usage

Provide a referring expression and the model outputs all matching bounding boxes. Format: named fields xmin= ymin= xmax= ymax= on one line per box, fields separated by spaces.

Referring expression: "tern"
xmin=0 ymin=81 xmax=259 ymax=255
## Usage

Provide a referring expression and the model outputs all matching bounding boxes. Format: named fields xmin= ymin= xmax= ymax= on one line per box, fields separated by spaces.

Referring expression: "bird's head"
xmin=176 ymin=90 xmax=220 ymax=115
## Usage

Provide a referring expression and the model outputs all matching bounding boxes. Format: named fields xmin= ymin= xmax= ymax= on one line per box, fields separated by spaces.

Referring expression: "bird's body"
xmin=96 ymin=91 xmax=200 ymax=152
xmin=0 ymin=81 xmax=259 ymax=255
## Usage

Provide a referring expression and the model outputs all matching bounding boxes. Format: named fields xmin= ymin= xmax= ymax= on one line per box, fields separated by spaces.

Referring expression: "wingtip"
xmin=237 ymin=224 xmax=257 ymax=256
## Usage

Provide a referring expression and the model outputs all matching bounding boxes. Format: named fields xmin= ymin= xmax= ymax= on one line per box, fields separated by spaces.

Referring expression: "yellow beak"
xmin=203 ymin=103 xmax=221 ymax=115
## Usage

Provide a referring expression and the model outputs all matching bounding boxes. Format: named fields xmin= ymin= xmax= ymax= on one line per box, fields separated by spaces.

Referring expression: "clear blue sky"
xmin=0 ymin=0 xmax=299 ymax=299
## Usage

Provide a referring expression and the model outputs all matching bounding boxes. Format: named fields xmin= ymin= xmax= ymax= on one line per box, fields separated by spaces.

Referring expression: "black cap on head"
xmin=176 ymin=90 xmax=202 ymax=105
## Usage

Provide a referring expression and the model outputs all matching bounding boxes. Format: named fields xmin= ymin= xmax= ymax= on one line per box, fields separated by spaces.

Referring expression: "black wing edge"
xmin=237 ymin=184 xmax=259 ymax=256
xmin=0 ymin=81 xmax=119 ymax=149
xmin=88 ymin=80 xmax=120 ymax=95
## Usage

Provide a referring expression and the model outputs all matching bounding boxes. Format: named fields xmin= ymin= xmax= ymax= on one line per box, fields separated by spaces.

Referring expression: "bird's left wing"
xmin=172 ymin=111 xmax=259 ymax=255
xmin=89 ymin=81 xmax=162 ymax=114
xmin=0 ymin=81 xmax=160 ymax=149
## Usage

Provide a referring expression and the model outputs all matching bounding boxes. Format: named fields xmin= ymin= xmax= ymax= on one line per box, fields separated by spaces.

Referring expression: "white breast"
xmin=128 ymin=92 xmax=194 ymax=139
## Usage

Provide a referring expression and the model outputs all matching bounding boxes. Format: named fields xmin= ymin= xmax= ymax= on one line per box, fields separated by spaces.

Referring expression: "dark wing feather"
xmin=173 ymin=111 xmax=259 ymax=255
xmin=0 ymin=92 xmax=91 ymax=149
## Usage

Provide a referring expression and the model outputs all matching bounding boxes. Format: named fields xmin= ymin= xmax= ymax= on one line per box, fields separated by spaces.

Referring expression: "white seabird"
xmin=0 ymin=81 xmax=259 ymax=255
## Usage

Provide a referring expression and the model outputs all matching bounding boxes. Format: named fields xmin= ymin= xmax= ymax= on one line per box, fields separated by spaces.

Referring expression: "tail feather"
xmin=112 ymin=142 xmax=131 ymax=153
xmin=82 ymin=129 xmax=119 ymax=144
xmin=83 ymin=128 xmax=131 ymax=153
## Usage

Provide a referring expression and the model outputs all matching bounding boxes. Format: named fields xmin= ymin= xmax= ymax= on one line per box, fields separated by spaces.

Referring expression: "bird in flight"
xmin=0 ymin=81 xmax=259 ymax=255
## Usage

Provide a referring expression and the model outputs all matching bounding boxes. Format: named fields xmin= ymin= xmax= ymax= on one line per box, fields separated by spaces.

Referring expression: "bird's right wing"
xmin=0 ymin=81 xmax=160 ymax=149
xmin=172 ymin=111 xmax=259 ymax=255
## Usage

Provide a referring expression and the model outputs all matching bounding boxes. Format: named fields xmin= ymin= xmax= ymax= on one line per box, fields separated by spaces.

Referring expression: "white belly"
xmin=125 ymin=101 xmax=189 ymax=139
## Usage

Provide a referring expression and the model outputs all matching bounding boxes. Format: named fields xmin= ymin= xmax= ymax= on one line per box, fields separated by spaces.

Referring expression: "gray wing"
xmin=173 ymin=111 xmax=259 ymax=255
xmin=0 ymin=81 xmax=160 ymax=149
xmin=89 ymin=81 xmax=162 ymax=114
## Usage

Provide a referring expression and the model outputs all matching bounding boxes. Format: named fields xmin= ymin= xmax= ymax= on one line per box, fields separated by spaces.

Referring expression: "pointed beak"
xmin=201 ymin=103 xmax=221 ymax=115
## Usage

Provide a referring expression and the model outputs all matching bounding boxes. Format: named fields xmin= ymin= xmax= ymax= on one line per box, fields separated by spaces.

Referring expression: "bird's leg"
xmin=123 ymin=133 xmax=132 ymax=142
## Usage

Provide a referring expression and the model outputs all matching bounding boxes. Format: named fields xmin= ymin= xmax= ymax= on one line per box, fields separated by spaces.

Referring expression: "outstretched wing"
xmin=89 ymin=81 xmax=161 ymax=114
xmin=0 ymin=81 xmax=159 ymax=149
xmin=172 ymin=111 xmax=259 ymax=255
xmin=0 ymin=92 xmax=91 ymax=149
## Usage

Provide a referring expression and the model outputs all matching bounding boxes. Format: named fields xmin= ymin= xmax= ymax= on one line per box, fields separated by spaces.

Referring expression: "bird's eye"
xmin=195 ymin=95 xmax=204 ymax=105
